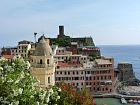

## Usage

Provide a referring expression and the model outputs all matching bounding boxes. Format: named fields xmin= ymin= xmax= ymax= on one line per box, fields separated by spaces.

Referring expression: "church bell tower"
xmin=31 ymin=35 xmax=55 ymax=87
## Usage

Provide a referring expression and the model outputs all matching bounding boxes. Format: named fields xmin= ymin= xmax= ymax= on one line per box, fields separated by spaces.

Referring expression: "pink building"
xmin=55 ymin=63 xmax=85 ymax=90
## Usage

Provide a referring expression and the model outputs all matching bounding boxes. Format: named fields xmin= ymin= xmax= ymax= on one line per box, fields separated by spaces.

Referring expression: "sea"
xmin=98 ymin=45 xmax=140 ymax=80
xmin=95 ymin=45 xmax=140 ymax=105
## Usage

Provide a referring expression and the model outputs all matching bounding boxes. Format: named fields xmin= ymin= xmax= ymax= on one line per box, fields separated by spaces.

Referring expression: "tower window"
xmin=48 ymin=77 xmax=50 ymax=83
xmin=40 ymin=59 xmax=43 ymax=64
xmin=47 ymin=59 xmax=49 ymax=64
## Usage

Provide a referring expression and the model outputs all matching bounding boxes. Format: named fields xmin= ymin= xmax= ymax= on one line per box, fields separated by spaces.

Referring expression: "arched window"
xmin=40 ymin=59 xmax=43 ymax=64
xmin=47 ymin=59 xmax=49 ymax=64
xmin=48 ymin=77 xmax=50 ymax=83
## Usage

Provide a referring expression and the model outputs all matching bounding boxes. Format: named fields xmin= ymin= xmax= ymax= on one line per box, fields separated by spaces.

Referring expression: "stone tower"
xmin=117 ymin=62 xmax=135 ymax=82
xmin=57 ymin=26 xmax=65 ymax=39
xmin=31 ymin=35 xmax=55 ymax=87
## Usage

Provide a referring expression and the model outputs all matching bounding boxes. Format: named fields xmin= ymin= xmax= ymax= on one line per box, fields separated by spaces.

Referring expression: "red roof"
xmin=2 ymin=55 xmax=14 ymax=59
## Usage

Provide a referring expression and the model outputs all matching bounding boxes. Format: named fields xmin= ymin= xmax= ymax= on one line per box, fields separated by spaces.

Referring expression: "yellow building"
xmin=31 ymin=36 xmax=55 ymax=87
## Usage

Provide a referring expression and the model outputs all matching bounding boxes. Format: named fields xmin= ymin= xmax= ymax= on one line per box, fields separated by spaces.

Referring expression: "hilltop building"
xmin=50 ymin=26 xmax=95 ymax=47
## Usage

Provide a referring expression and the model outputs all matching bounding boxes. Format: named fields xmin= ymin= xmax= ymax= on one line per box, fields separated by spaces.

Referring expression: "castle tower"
xmin=31 ymin=35 xmax=55 ymax=87
xmin=57 ymin=25 xmax=65 ymax=39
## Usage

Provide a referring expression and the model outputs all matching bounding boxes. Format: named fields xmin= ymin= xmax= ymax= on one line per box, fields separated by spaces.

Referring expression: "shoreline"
xmin=93 ymin=94 xmax=140 ymax=100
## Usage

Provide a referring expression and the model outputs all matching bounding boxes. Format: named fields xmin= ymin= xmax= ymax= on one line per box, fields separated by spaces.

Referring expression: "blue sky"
xmin=1 ymin=0 xmax=140 ymax=47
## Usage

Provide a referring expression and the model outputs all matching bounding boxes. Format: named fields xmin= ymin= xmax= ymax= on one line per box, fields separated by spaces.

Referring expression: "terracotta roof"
xmin=2 ymin=55 xmax=14 ymax=59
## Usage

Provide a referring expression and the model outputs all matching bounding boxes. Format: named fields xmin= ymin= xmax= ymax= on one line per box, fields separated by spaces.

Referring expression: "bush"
xmin=0 ymin=56 xmax=61 ymax=105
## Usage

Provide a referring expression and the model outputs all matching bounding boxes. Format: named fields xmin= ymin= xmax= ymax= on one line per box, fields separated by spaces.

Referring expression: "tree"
xmin=0 ymin=56 xmax=61 ymax=105
xmin=57 ymin=82 xmax=96 ymax=105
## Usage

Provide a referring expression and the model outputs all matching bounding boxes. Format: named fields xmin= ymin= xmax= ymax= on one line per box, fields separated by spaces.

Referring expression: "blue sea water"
xmin=98 ymin=45 xmax=140 ymax=80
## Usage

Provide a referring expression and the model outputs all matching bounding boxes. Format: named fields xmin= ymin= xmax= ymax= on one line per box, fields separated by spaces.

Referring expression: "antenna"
xmin=34 ymin=32 xmax=37 ymax=47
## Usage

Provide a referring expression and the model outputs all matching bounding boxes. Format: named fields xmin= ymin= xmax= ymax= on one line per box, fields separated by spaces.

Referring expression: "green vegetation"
xmin=50 ymin=37 xmax=71 ymax=47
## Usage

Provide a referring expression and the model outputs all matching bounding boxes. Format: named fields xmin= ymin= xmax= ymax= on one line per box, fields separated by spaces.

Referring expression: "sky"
xmin=1 ymin=0 xmax=140 ymax=47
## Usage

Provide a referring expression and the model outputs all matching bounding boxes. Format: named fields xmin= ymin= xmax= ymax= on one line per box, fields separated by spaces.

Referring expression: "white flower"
xmin=7 ymin=78 xmax=14 ymax=83
xmin=1 ymin=77 xmax=6 ymax=83
xmin=18 ymin=88 xmax=23 ymax=95
xmin=13 ymin=90 xmax=18 ymax=96
xmin=20 ymin=71 xmax=24 ymax=79
xmin=15 ymin=80 xmax=19 ymax=84
xmin=56 ymin=96 xmax=60 ymax=100
xmin=15 ymin=101 xmax=19 ymax=105
xmin=48 ymin=93 xmax=50 ymax=97
xmin=0 ymin=57 xmax=6 ymax=61
xmin=36 ymin=101 xmax=39 ymax=105
xmin=48 ymin=88 xmax=53 ymax=94
xmin=12 ymin=63 xmax=15 ymax=66
xmin=26 ymin=61 xmax=31 ymax=69
xmin=0 ymin=67 xmax=3 ymax=70
xmin=58 ymin=88 xmax=61 ymax=92
xmin=30 ymin=95 xmax=34 ymax=98
xmin=45 ymin=97 xmax=49 ymax=103
xmin=39 ymin=94 xmax=45 ymax=101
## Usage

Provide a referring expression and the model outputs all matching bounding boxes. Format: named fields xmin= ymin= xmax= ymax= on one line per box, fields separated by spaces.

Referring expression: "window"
xmin=89 ymin=82 xmax=91 ymax=85
xmin=101 ymin=76 xmax=103 ymax=80
xmin=77 ymin=83 xmax=78 ymax=86
xmin=108 ymin=76 xmax=111 ymax=79
xmin=97 ymin=82 xmax=100 ymax=85
xmin=73 ymin=71 xmax=75 ymax=75
xmin=40 ymin=59 xmax=43 ymax=64
xmin=77 ymin=71 xmax=78 ymax=75
xmin=104 ymin=76 xmax=106 ymax=80
xmin=47 ymin=59 xmax=49 ymax=64
xmin=89 ymin=77 xmax=91 ymax=80
xmin=48 ymin=77 xmax=50 ymax=83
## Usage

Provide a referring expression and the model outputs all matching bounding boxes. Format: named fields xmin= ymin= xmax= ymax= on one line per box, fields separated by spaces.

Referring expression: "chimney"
xmin=59 ymin=26 xmax=64 ymax=35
